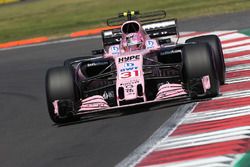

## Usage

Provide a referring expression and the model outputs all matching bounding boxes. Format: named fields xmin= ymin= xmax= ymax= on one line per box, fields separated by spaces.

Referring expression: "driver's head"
xmin=122 ymin=32 xmax=145 ymax=51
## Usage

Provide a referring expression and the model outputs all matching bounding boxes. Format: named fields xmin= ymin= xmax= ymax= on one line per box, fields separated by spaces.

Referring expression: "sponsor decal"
xmin=118 ymin=55 xmax=140 ymax=63
xmin=123 ymin=83 xmax=133 ymax=89
xmin=111 ymin=45 xmax=119 ymax=54
xmin=142 ymin=20 xmax=176 ymax=30
xmin=87 ymin=61 xmax=109 ymax=67
xmin=124 ymin=62 xmax=135 ymax=68
xmin=102 ymin=91 xmax=114 ymax=100
xmin=119 ymin=70 xmax=140 ymax=79
xmin=146 ymin=40 xmax=155 ymax=49
xmin=120 ymin=80 xmax=140 ymax=95
xmin=120 ymin=80 xmax=139 ymax=88
xmin=160 ymin=50 xmax=170 ymax=56
xmin=125 ymin=88 xmax=134 ymax=94
xmin=120 ymin=63 xmax=138 ymax=72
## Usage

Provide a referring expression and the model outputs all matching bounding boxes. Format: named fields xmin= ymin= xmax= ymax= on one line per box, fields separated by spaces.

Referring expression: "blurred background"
xmin=1 ymin=1 xmax=250 ymax=167
xmin=1 ymin=0 xmax=250 ymax=43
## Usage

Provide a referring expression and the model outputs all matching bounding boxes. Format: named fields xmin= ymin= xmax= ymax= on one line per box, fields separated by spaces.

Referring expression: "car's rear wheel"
xmin=182 ymin=43 xmax=219 ymax=98
xmin=186 ymin=35 xmax=225 ymax=85
xmin=46 ymin=66 xmax=79 ymax=124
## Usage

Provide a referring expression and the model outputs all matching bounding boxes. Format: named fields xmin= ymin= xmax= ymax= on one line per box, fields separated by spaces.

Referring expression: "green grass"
xmin=0 ymin=0 xmax=19 ymax=4
xmin=1 ymin=0 xmax=250 ymax=42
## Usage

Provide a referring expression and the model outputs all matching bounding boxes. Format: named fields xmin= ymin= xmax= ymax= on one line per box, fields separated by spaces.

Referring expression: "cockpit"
xmin=121 ymin=21 xmax=146 ymax=52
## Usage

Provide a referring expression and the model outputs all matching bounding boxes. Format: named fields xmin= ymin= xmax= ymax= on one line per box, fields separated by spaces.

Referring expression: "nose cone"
xmin=115 ymin=53 xmax=146 ymax=105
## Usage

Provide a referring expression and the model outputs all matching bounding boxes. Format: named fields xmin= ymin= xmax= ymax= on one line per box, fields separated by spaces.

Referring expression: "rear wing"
xmin=102 ymin=18 xmax=178 ymax=47
xmin=107 ymin=10 xmax=166 ymax=26
xmin=143 ymin=19 xmax=178 ymax=38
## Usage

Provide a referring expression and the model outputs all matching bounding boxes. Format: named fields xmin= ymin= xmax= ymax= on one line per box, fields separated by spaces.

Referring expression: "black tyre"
xmin=182 ymin=43 xmax=219 ymax=98
xmin=45 ymin=66 xmax=78 ymax=124
xmin=186 ymin=35 xmax=225 ymax=85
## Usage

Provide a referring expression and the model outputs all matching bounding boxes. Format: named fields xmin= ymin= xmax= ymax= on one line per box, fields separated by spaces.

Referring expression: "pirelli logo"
xmin=118 ymin=55 xmax=140 ymax=63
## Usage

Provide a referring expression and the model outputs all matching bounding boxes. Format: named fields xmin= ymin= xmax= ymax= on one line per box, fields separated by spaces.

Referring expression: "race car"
xmin=45 ymin=10 xmax=225 ymax=124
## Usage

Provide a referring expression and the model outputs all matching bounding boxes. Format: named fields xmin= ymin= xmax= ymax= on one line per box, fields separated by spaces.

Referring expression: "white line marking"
xmin=225 ymin=55 xmax=250 ymax=62
xmin=226 ymin=77 xmax=250 ymax=84
xmin=178 ymin=31 xmax=236 ymax=43
xmin=217 ymin=90 xmax=250 ymax=99
xmin=226 ymin=64 xmax=250 ymax=72
xmin=184 ymin=106 xmax=250 ymax=124
xmin=0 ymin=31 xmax=242 ymax=52
xmin=223 ymin=45 xmax=250 ymax=54
xmin=0 ymin=31 xmax=246 ymax=52
xmin=210 ymin=30 xmax=237 ymax=36
xmin=0 ymin=35 xmax=101 ymax=51
xmin=179 ymin=32 xmax=195 ymax=36
xmin=222 ymin=39 xmax=250 ymax=48
xmin=115 ymin=103 xmax=197 ymax=167
xmin=219 ymin=33 xmax=247 ymax=41
xmin=155 ymin=126 xmax=250 ymax=151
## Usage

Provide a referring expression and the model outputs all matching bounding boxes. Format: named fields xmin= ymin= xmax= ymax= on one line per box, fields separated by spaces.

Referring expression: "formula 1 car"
xmin=46 ymin=10 xmax=225 ymax=124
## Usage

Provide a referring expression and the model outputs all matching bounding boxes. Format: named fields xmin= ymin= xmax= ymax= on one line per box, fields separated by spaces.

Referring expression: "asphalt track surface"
xmin=0 ymin=10 xmax=250 ymax=167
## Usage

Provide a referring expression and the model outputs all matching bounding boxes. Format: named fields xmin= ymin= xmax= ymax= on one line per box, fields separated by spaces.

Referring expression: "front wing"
xmin=73 ymin=95 xmax=203 ymax=119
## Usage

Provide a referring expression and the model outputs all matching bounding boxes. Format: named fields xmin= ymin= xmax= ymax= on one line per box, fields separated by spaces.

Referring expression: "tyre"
xmin=45 ymin=66 xmax=78 ymax=124
xmin=186 ymin=35 xmax=225 ymax=85
xmin=182 ymin=43 xmax=219 ymax=98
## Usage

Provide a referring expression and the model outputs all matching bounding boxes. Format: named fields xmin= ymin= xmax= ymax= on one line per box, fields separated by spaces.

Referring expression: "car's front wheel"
xmin=186 ymin=35 xmax=225 ymax=85
xmin=45 ymin=66 xmax=79 ymax=124
xmin=182 ymin=43 xmax=219 ymax=98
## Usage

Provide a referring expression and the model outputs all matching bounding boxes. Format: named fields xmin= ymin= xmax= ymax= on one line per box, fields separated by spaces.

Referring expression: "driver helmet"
xmin=122 ymin=32 xmax=145 ymax=51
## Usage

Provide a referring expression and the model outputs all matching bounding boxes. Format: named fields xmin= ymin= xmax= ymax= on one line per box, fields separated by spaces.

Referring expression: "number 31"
xmin=120 ymin=70 xmax=140 ymax=79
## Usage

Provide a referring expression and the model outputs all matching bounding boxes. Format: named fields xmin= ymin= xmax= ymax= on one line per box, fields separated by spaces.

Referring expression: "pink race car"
xmin=46 ymin=10 xmax=225 ymax=124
